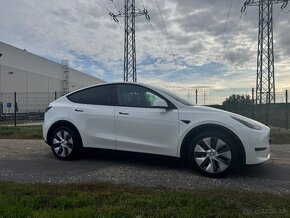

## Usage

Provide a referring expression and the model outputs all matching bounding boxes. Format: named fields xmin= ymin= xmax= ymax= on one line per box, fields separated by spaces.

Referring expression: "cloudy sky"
xmin=0 ymin=0 xmax=290 ymax=94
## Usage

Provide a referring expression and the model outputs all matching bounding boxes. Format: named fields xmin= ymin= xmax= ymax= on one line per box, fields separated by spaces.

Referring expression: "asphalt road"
xmin=0 ymin=139 xmax=290 ymax=195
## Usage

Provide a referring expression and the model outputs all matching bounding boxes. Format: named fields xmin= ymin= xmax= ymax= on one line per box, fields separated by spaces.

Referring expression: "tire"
xmin=50 ymin=126 xmax=82 ymax=160
xmin=187 ymin=130 xmax=241 ymax=178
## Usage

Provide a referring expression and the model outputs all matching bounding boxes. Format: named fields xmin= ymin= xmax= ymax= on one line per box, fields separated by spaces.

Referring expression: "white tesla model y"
xmin=43 ymin=83 xmax=270 ymax=177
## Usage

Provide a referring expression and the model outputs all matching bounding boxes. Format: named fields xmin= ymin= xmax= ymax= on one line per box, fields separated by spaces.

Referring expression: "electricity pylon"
xmin=241 ymin=0 xmax=288 ymax=104
xmin=110 ymin=0 xmax=150 ymax=82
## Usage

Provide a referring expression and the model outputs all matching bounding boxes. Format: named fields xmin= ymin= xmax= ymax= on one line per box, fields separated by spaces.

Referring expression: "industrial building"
xmin=0 ymin=41 xmax=104 ymax=93
xmin=0 ymin=41 xmax=105 ymax=115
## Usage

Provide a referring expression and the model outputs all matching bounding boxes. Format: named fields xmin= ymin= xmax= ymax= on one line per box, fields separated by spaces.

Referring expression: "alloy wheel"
xmin=194 ymin=137 xmax=232 ymax=173
xmin=52 ymin=130 xmax=74 ymax=158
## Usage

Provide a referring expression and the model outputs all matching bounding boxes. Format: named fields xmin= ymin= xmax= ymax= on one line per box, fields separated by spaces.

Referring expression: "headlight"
xmin=231 ymin=116 xmax=263 ymax=130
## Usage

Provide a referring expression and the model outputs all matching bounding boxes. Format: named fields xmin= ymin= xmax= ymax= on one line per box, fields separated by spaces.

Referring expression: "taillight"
xmin=45 ymin=106 xmax=52 ymax=113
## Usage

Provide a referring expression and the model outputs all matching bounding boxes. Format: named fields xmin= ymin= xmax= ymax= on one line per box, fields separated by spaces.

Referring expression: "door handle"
xmin=119 ymin=112 xmax=129 ymax=115
xmin=75 ymin=109 xmax=83 ymax=112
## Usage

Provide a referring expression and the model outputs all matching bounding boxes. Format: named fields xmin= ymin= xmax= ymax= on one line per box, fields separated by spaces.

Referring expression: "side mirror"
xmin=152 ymin=99 xmax=168 ymax=109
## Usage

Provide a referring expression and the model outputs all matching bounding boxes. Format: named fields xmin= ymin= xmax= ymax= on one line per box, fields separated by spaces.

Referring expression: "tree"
xmin=222 ymin=94 xmax=252 ymax=108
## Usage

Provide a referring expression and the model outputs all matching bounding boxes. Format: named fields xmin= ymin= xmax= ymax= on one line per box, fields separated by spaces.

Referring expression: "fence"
xmin=0 ymin=91 xmax=66 ymax=126
xmin=171 ymin=88 xmax=289 ymax=129
xmin=0 ymin=88 xmax=289 ymax=129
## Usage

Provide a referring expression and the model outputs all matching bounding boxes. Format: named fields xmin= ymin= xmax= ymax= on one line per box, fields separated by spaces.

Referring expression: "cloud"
xmin=0 ymin=0 xmax=289 ymax=91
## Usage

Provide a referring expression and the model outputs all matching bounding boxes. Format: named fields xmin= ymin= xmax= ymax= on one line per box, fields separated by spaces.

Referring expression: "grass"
xmin=0 ymin=181 xmax=289 ymax=217
xmin=0 ymin=125 xmax=42 ymax=139
xmin=270 ymin=127 xmax=290 ymax=144
xmin=0 ymin=125 xmax=290 ymax=144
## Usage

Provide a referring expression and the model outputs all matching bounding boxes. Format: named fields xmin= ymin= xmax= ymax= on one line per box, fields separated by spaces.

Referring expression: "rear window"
xmin=67 ymin=91 xmax=81 ymax=103
xmin=67 ymin=85 xmax=113 ymax=106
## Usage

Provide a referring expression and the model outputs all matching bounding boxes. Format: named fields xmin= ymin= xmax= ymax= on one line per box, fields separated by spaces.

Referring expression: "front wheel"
xmin=187 ymin=130 xmax=241 ymax=177
xmin=50 ymin=126 xmax=82 ymax=160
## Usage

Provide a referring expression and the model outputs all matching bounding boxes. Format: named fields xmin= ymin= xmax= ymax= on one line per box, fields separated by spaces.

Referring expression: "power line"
xmin=223 ymin=12 xmax=245 ymax=59
xmin=273 ymin=4 xmax=285 ymax=27
xmin=148 ymin=0 xmax=174 ymax=59
xmin=140 ymin=0 xmax=146 ymax=9
xmin=96 ymin=1 xmax=110 ymax=13
xmin=219 ymin=0 xmax=235 ymax=56
xmin=96 ymin=1 xmax=124 ymax=30
xmin=155 ymin=0 xmax=174 ymax=57
xmin=139 ymin=0 xmax=176 ymax=74
xmin=147 ymin=20 xmax=169 ymax=61
xmin=109 ymin=0 xmax=119 ymax=11
xmin=140 ymin=0 xmax=170 ymax=60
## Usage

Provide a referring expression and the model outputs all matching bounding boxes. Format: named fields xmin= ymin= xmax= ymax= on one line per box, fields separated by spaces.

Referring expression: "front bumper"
xmin=234 ymin=125 xmax=271 ymax=165
xmin=42 ymin=122 xmax=49 ymax=144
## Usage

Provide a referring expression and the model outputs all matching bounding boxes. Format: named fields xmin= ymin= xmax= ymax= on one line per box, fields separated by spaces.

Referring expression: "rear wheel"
xmin=187 ymin=130 xmax=241 ymax=177
xmin=50 ymin=126 xmax=82 ymax=160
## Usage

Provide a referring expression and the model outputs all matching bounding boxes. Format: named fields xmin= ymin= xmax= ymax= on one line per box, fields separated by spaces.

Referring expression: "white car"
xmin=43 ymin=82 xmax=270 ymax=177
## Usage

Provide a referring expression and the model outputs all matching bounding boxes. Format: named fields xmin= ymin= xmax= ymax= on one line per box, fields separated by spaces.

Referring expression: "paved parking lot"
xmin=0 ymin=139 xmax=290 ymax=194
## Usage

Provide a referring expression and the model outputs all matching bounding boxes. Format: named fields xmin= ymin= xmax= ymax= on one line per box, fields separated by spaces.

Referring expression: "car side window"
xmin=67 ymin=85 xmax=113 ymax=106
xmin=67 ymin=91 xmax=81 ymax=103
xmin=81 ymin=85 xmax=112 ymax=105
xmin=117 ymin=84 xmax=164 ymax=108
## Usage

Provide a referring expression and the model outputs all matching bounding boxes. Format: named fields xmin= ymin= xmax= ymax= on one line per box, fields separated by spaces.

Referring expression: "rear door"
xmin=115 ymin=84 xmax=179 ymax=156
xmin=68 ymin=84 xmax=116 ymax=149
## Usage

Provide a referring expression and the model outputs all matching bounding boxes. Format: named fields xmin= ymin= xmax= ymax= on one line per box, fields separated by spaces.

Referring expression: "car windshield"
xmin=155 ymin=87 xmax=195 ymax=106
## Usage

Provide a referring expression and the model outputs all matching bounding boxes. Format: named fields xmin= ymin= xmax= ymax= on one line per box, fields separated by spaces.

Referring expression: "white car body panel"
xmin=115 ymin=106 xmax=179 ymax=156
xmin=42 ymin=97 xmax=71 ymax=141
xmin=70 ymin=103 xmax=116 ymax=150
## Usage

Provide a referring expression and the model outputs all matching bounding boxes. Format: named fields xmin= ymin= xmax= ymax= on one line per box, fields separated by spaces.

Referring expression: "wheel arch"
xmin=47 ymin=120 xmax=83 ymax=147
xmin=180 ymin=124 xmax=246 ymax=165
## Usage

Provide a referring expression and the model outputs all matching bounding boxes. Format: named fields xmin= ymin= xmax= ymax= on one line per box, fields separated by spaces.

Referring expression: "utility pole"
xmin=110 ymin=0 xmax=150 ymax=82
xmin=241 ymin=0 xmax=288 ymax=105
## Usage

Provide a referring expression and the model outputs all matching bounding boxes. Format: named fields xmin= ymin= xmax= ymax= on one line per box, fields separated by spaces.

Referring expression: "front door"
xmin=115 ymin=84 xmax=179 ymax=156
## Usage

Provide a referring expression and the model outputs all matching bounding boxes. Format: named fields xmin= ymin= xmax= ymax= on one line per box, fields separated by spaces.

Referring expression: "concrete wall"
xmin=0 ymin=41 xmax=105 ymax=93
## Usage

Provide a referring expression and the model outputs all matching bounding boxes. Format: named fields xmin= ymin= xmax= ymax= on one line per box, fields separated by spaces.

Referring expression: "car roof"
xmin=67 ymin=82 xmax=155 ymax=95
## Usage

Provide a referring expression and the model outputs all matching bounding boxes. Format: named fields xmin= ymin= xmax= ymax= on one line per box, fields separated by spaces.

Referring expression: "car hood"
xmin=181 ymin=105 xmax=236 ymax=115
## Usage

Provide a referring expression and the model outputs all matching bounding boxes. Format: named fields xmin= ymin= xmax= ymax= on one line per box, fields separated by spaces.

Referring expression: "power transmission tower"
xmin=241 ymin=0 xmax=288 ymax=105
xmin=109 ymin=0 xmax=150 ymax=82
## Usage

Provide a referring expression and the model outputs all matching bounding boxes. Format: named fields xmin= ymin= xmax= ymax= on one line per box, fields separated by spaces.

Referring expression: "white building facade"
xmin=0 ymin=41 xmax=105 ymax=114
xmin=0 ymin=41 xmax=104 ymax=93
